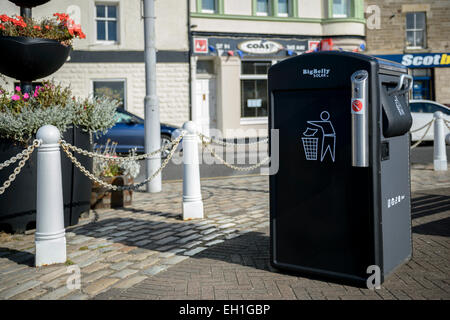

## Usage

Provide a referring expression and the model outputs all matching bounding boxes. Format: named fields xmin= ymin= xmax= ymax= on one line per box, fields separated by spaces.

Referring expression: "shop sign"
xmin=194 ymin=38 xmax=208 ymax=53
xmin=192 ymin=36 xmax=308 ymax=57
xmin=238 ymin=40 xmax=283 ymax=55
xmin=376 ymin=53 xmax=450 ymax=68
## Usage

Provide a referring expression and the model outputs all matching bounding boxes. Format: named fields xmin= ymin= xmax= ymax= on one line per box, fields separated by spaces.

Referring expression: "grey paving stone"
xmin=205 ymin=239 xmax=224 ymax=247
xmin=200 ymin=228 xmax=217 ymax=235
xmin=184 ymin=247 xmax=207 ymax=256
xmin=39 ymin=286 xmax=73 ymax=300
xmin=111 ymin=269 xmax=139 ymax=279
xmin=176 ymin=229 xmax=197 ymax=237
xmin=162 ymin=255 xmax=189 ymax=265
xmin=155 ymin=236 xmax=179 ymax=245
xmin=0 ymin=280 xmax=41 ymax=299
xmin=143 ymin=265 xmax=167 ymax=276
xmin=218 ymin=223 xmax=236 ymax=229
xmin=202 ymin=233 xmax=223 ymax=241
xmin=177 ymin=234 xmax=202 ymax=244
xmin=110 ymin=261 xmax=133 ymax=271
xmin=183 ymin=240 xmax=204 ymax=249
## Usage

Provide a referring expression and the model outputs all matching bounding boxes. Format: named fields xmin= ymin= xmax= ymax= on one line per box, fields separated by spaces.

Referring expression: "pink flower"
xmin=11 ymin=94 xmax=20 ymax=101
xmin=15 ymin=86 xmax=21 ymax=92
xmin=23 ymin=93 xmax=30 ymax=99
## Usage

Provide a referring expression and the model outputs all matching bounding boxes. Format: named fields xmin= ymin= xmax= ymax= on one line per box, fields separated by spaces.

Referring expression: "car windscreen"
xmin=115 ymin=111 xmax=144 ymax=124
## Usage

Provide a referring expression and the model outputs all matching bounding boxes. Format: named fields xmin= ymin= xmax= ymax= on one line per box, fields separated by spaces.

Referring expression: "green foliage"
xmin=0 ymin=80 xmax=119 ymax=143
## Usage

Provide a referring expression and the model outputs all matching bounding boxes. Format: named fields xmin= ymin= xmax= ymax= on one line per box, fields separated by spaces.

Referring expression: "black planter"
xmin=0 ymin=127 xmax=92 ymax=233
xmin=0 ymin=36 xmax=71 ymax=82
xmin=8 ymin=0 xmax=50 ymax=8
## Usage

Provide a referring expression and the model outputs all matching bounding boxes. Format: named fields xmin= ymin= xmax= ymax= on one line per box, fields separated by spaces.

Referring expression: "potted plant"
xmin=0 ymin=81 xmax=119 ymax=232
xmin=90 ymin=141 xmax=140 ymax=210
xmin=0 ymin=13 xmax=85 ymax=88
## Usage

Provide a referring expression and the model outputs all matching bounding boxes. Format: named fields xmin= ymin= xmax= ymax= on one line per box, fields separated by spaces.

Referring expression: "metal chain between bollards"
xmin=198 ymin=132 xmax=268 ymax=147
xmin=444 ymin=119 xmax=450 ymax=131
xmin=410 ymin=119 xmax=435 ymax=149
xmin=409 ymin=119 xmax=435 ymax=133
xmin=60 ymin=132 xmax=185 ymax=162
xmin=200 ymin=136 xmax=270 ymax=171
xmin=0 ymin=139 xmax=41 ymax=195
xmin=60 ymin=134 xmax=183 ymax=191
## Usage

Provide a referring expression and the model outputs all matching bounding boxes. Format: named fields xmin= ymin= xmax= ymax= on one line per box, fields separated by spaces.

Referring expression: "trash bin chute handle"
xmin=388 ymin=74 xmax=413 ymax=96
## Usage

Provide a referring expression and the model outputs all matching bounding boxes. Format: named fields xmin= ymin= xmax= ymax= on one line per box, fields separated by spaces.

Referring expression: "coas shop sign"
xmin=238 ymin=40 xmax=283 ymax=54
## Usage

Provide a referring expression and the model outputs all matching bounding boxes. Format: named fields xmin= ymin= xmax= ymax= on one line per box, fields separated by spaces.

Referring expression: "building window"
xmin=196 ymin=60 xmax=215 ymax=74
xmin=406 ymin=12 xmax=426 ymax=49
xmin=332 ymin=0 xmax=350 ymax=18
xmin=277 ymin=0 xmax=292 ymax=17
xmin=256 ymin=0 xmax=270 ymax=16
xmin=411 ymin=68 xmax=433 ymax=100
xmin=93 ymin=80 xmax=126 ymax=108
xmin=240 ymin=61 xmax=271 ymax=118
xmin=95 ymin=4 xmax=118 ymax=42
xmin=201 ymin=0 xmax=217 ymax=13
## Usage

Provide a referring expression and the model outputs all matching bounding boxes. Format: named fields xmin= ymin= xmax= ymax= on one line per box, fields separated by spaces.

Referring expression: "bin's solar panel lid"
xmin=372 ymin=55 xmax=408 ymax=73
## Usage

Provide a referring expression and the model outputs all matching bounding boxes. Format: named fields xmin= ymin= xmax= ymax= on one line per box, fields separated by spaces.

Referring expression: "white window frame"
xmin=201 ymin=0 xmax=218 ymax=14
xmin=406 ymin=12 xmax=426 ymax=49
xmin=95 ymin=2 xmax=119 ymax=44
xmin=91 ymin=79 xmax=127 ymax=109
xmin=240 ymin=60 xmax=277 ymax=121
xmin=332 ymin=0 xmax=350 ymax=18
xmin=277 ymin=0 xmax=292 ymax=17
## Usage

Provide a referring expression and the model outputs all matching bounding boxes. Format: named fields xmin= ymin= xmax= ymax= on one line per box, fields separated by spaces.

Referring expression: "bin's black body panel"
xmin=268 ymin=51 xmax=412 ymax=285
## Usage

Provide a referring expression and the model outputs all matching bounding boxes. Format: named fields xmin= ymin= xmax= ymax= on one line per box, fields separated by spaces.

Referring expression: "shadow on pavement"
xmin=0 ymin=247 xmax=34 ymax=267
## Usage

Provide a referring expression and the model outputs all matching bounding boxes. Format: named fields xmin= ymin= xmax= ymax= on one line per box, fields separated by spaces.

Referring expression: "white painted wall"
xmin=224 ymin=0 xmax=252 ymax=15
xmin=298 ymin=0 xmax=323 ymax=18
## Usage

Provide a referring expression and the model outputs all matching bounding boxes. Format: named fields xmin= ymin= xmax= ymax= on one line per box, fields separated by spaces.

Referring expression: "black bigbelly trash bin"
xmin=268 ymin=51 xmax=413 ymax=286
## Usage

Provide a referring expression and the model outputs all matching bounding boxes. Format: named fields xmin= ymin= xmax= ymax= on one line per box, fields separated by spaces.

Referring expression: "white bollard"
xmin=182 ymin=121 xmax=204 ymax=220
xmin=35 ymin=125 xmax=67 ymax=267
xmin=433 ymin=111 xmax=448 ymax=171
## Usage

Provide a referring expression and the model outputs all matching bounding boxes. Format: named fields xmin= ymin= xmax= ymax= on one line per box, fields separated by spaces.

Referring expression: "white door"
xmin=195 ymin=78 xmax=216 ymax=137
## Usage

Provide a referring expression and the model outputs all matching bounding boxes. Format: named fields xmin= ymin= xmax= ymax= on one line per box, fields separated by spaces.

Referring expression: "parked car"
xmin=94 ymin=108 xmax=180 ymax=157
xmin=409 ymin=100 xmax=450 ymax=142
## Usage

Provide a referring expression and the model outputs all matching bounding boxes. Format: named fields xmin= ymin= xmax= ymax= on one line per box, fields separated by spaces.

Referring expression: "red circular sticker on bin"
xmin=352 ymin=99 xmax=363 ymax=112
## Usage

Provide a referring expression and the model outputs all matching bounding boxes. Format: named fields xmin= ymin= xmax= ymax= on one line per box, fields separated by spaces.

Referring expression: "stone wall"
xmin=364 ymin=0 xmax=450 ymax=54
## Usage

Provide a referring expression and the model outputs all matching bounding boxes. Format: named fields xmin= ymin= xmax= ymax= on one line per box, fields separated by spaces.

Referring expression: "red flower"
xmin=12 ymin=18 xmax=27 ymax=28
xmin=33 ymin=25 xmax=41 ymax=30
xmin=0 ymin=14 xmax=10 ymax=23
xmin=54 ymin=13 xmax=70 ymax=23
xmin=45 ymin=25 xmax=52 ymax=30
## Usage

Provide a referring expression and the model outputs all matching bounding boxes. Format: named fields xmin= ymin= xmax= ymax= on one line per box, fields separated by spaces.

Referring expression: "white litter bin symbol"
xmin=302 ymin=129 xmax=319 ymax=160
xmin=302 ymin=111 xmax=336 ymax=162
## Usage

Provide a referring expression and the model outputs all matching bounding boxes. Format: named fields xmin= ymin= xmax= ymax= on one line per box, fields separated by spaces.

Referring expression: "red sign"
xmin=194 ymin=38 xmax=208 ymax=53
xmin=352 ymin=100 xmax=363 ymax=112
xmin=320 ymin=38 xmax=333 ymax=51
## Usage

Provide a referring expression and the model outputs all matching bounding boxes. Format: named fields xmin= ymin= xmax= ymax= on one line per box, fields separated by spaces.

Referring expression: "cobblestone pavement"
xmin=0 ymin=166 xmax=449 ymax=300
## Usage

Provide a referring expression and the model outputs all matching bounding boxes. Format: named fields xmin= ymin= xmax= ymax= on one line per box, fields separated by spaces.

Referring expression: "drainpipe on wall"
xmin=187 ymin=0 xmax=193 ymax=121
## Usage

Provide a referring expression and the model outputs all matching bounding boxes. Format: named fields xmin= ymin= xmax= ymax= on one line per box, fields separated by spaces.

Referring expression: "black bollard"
xmin=20 ymin=6 xmax=32 ymax=18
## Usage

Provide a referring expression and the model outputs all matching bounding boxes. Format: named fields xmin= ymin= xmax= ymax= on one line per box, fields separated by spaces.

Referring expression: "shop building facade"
xmin=190 ymin=0 xmax=366 ymax=138
xmin=364 ymin=0 xmax=450 ymax=105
